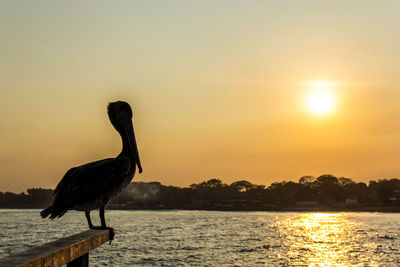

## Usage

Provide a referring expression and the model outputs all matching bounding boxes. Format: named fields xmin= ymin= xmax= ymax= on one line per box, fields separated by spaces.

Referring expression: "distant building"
xmin=345 ymin=198 xmax=358 ymax=205
xmin=388 ymin=190 xmax=400 ymax=206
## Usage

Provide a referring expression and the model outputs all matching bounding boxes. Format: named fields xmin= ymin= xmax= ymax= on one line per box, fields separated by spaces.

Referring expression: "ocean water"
xmin=1 ymin=210 xmax=400 ymax=266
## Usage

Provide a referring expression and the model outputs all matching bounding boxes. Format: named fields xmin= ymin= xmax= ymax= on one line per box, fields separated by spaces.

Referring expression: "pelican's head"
xmin=108 ymin=101 xmax=142 ymax=173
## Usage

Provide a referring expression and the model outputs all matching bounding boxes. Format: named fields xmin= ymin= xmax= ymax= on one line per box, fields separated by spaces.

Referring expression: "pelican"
xmin=41 ymin=101 xmax=142 ymax=238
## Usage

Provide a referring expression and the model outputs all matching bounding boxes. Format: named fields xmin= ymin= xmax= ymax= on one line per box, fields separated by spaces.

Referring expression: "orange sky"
xmin=1 ymin=1 xmax=400 ymax=192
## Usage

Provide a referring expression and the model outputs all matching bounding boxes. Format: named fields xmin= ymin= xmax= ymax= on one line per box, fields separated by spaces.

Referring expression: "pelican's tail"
xmin=40 ymin=205 xmax=68 ymax=219
xmin=40 ymin=205 xmax=53 ymax=218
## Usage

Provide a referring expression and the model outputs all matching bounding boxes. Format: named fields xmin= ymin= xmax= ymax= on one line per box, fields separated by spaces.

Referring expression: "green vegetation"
xmin=2 ymin=175 xmax=400 ymax=211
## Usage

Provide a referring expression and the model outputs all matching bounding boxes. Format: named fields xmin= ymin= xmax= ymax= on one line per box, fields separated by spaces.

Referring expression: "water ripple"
xmin=1 ymin=210 xmax=400 ymax=265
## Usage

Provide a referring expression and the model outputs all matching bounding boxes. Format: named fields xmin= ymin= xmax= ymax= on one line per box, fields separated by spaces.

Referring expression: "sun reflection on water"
xmin=281 ymin=213 xmax=357 ymax=266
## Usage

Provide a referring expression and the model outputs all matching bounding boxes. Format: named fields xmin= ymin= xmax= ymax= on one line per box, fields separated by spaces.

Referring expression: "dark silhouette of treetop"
xmin=2 ymin=174 xmax=400 ymax=211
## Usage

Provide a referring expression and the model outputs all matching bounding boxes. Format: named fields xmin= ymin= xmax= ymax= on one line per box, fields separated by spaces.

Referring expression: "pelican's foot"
xmin=89 ymin=226 xmax=103 ymax=230
xmin=107 ymin=227 xmax=115 ymax=244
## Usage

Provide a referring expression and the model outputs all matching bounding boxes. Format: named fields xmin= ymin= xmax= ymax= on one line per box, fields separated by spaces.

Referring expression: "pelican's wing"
xmin=53 ymin=157 xmax=132 ymax=209
xmin=53 ymin=166 xmax=79 ymax=196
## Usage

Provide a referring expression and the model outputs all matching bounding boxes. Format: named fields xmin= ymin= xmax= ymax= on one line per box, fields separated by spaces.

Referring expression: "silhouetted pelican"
xmin=41 ymin=101 xmax=142 ymax=238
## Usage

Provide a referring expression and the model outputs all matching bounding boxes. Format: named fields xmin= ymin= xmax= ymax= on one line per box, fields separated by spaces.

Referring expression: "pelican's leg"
xmin=85 ymin=211 xmax=94 ymax=229
xmin=99 ymin=206 xmax=114 ymax=242
xmin=99 ymin=206 xmax=107 ymax=228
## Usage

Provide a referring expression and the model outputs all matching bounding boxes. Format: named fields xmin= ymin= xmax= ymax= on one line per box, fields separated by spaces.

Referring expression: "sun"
xmin=306 ymin=90 xmax=335 ymax=116
xmin=305 ymin=81 xmax=336 ymax=117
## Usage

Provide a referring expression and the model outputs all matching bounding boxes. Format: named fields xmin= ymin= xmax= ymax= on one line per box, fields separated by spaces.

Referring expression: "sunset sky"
xmin=1 ymin=1 xmax=400 ymax=192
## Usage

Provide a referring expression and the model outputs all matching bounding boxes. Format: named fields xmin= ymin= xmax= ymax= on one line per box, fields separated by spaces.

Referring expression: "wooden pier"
xmin=0 ymin=229 xmax=111 ymax=267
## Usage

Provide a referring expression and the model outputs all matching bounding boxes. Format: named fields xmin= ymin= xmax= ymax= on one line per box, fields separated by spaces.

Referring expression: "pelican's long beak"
xmin=125 ymin=120 xmax=142 ymax=173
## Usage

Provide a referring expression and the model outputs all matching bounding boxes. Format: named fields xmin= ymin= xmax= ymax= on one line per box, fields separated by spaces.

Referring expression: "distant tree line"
xmin=0 ymin=188 xmax=53 ymax=208
xmin=109 ymin=175 xmax=400 ymax=210
xmin=3 ymin=175 xmax=400 ymax=211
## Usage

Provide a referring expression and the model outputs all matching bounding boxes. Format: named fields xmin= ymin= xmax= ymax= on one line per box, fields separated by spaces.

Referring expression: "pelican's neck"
xmin=118 ymin=130 xmax=134 ymax=161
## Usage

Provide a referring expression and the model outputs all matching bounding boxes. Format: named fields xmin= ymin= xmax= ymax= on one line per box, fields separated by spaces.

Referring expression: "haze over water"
xmin=1 ymin=210 xmax=400 ymax=266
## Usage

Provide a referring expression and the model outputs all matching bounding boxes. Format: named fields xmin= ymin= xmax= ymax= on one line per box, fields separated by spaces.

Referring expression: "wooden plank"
xmin=0 ymin=229 xmax=110 ymax=267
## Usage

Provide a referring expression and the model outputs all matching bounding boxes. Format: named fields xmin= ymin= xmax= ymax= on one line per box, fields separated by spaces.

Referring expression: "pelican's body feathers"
xmin=42 ymin=157 xmax=135 ymax=219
